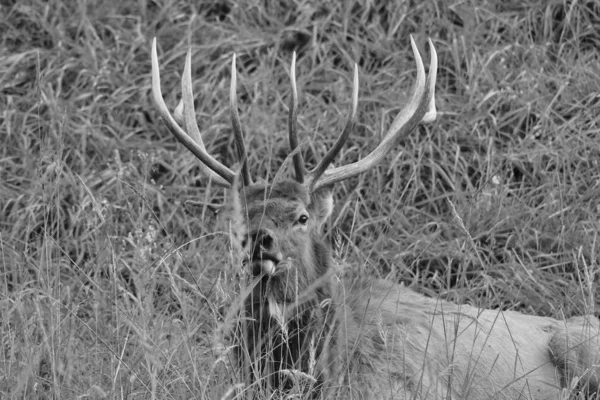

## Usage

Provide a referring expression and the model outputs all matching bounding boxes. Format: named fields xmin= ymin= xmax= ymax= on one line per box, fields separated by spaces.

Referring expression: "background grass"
xmin=1 ymin=0 xmax=600 ymax=398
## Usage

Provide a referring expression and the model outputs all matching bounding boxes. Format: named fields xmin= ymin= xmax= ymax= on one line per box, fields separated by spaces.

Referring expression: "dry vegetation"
xmin=1 ymin=0 xmax=600 ymax=398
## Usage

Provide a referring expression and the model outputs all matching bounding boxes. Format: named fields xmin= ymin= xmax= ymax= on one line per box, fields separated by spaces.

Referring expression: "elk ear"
xmin=309 ymin=186 xmax=334 ymax=227
xmin=230 ymin=168 xmax=245 ymax=213
xmin=229 ymin=170 xmax=247 ymax=255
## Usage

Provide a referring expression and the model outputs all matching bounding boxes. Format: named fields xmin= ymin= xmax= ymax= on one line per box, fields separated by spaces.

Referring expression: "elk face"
xmin=239 ymin=180 xmax=333 ymax=304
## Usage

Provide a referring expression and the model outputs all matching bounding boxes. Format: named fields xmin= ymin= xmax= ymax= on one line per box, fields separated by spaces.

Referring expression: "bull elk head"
xmin=150 ymin=37 xmax=600 ymax=399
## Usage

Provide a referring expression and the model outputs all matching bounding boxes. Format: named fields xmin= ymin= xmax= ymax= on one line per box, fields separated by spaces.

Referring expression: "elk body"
xmin=150 ymin=37 xmax=600 ymax=399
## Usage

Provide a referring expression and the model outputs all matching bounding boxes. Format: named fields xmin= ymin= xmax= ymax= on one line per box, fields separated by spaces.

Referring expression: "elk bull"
xmin=150 ymin=36 xmax=600 ymax=399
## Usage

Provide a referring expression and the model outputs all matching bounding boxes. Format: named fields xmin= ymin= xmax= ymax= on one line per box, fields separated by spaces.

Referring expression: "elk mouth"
xmin=249 ymin=252 xmax=283 ymax=276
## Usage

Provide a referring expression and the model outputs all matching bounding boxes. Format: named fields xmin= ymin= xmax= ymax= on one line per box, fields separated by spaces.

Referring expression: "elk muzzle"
xmin=248 ymin=228 xmax=283 ymax=275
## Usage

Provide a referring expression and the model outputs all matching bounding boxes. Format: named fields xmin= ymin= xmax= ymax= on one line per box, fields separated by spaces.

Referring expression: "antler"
xmin=288 ymin=52 xmax=305 ymax=183
xmin=152 ymin=36 xmax=436 ymax=192
xmin=286 ymin=54 xmax=359 ymax=186
xmin=230 ymin=55 xmax=252 ymax=186
xmin=151 ymin=37 xmax=250 ymax=188
xmin=303 ymin=36 xmax=437 ymax=192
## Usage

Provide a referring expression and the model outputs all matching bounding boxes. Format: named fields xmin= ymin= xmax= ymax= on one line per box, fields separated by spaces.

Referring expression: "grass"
xmin=1 ymin=0 xmax=599 ymax=398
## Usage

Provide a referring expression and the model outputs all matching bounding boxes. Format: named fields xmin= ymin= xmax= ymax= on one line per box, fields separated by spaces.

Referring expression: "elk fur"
xmin=223 ymin=180 xmax=600 ymax=399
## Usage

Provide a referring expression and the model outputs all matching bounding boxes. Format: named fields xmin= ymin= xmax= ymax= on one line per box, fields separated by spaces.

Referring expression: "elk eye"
xmin=297 ymin=214 xmax=309 ymax=225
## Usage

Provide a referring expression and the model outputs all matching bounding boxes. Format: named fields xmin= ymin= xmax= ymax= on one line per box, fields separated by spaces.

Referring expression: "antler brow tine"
xmin=151 ymin=38 xmax=234 ymax=187
xmin=309 ymin=36 xmax=437 ymax=191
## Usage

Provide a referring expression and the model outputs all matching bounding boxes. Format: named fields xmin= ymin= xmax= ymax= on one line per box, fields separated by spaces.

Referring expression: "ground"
xmin=1 ymin=0 xmax=599 ymax=398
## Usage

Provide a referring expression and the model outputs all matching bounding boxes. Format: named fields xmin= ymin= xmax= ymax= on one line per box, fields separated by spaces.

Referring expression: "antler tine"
xmin=310 ymin=36 xmax=437 ymax=192
xmin=230 ymin=55 xmax=252 ymax=186
xmin=180 ymin=47 xmax=233 ymax=187
xmin=309 ymin=63 xmax=359 ymax=186
xmin=151 ymin=38 xmax=234 ymax=187
xmin=422 ymin=39 xmax=437 ymax=124
xmin=288 ymin=52 xmax=305 ymax=183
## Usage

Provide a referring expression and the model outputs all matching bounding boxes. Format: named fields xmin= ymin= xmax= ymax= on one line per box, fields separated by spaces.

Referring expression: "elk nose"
xmin=251 ymin=229 xmax=276 ymax=255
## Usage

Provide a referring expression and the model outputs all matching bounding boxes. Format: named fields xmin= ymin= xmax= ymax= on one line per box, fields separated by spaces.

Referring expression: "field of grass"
xmin=1 ymin=0 xmax=600 ymax=398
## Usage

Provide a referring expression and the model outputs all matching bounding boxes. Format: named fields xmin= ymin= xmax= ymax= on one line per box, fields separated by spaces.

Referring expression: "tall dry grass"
xmin=1 ymin=0 xmax=599 ymax=398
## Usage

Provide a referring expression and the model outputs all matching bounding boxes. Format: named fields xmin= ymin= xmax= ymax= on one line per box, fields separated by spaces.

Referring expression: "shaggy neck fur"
xmin=235 ymin=237 xmax=338 ymax=393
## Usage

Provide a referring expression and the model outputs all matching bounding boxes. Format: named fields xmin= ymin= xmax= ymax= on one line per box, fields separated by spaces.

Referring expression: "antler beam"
xmin=151 ymin=38 xmax=237 ymax=188
xmin=307 ymin=36 xmax=437 ymax=191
